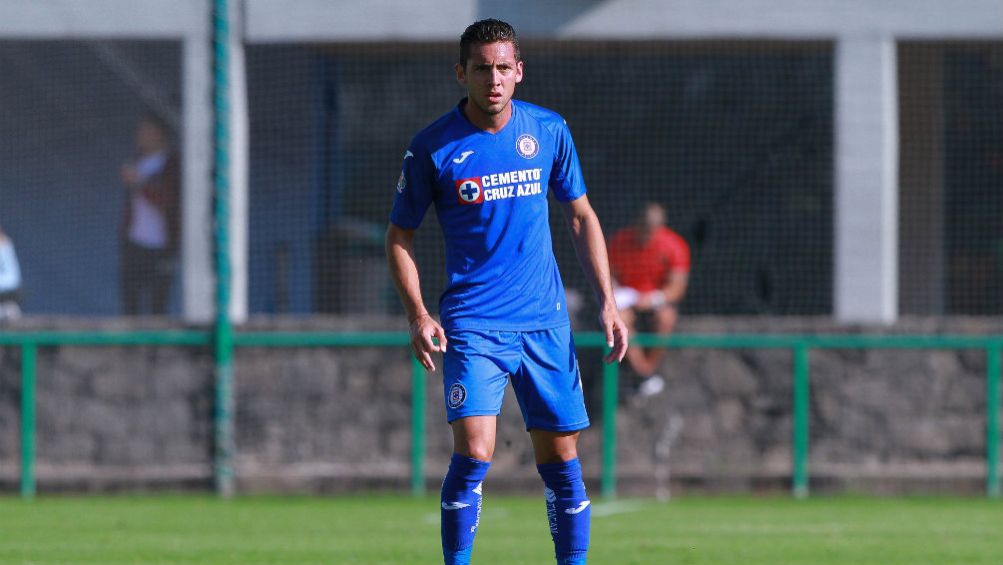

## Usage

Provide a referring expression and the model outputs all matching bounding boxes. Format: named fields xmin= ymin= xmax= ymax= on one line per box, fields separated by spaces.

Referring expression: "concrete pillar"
xmin=834 ymin=35 xmax=899 ymax=323
xmin=181 ymin=10 xmax=215 ymax=324
xmin=898 ymin=44 xmax=944 ymax=315
xmin=228 ymin=0 xmax=249 ymax=323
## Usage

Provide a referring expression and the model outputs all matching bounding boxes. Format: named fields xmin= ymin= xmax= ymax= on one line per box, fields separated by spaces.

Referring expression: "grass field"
xmin=0 ymin=495 xmax=999 ymax=564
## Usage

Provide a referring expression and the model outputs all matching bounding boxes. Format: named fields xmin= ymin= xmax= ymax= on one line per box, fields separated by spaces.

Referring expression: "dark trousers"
xmin=120 ymin=241 xmax=175 ymax=315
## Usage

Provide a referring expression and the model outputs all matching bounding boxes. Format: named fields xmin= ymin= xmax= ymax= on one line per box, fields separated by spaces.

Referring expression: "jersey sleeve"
xmin=549 ymin=119 xmax=587 ymax=202
xmin=389 ymin=144 xmax=436 ymax=230
xmin=667 ymin=232 xmax=692 ymax=273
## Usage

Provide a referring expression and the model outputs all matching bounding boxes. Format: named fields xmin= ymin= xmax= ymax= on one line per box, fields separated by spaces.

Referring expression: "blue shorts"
xmin=442 ymin=325 xmax=590 ymax=432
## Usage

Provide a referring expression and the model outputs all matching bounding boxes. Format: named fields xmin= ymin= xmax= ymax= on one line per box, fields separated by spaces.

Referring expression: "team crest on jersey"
xmin=455 ymin=178 xmax=484 ymax=205
xmin=448 ymin=383 xmax=467 ymax=408
xmin=516 ymin=134 xmax=539 ymax=159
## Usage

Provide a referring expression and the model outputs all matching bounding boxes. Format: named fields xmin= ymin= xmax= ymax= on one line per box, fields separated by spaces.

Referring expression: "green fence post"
xmin=411 ymin=358 xmax=426 ymax=496
xmin=20 ymin=343 xmax=37 ymax=498
xmin=792 ymin=344 xmax=810 ymax=499
xmin=212 ymin=0 xmax=235 ymax=498
xmin=987 ymin=346 xmax=1001 ymax=498
xmin=601 ymin=353 xmax=619 ymax=499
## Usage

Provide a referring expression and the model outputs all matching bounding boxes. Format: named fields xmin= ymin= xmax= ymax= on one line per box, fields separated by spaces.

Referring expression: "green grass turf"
xmin=0 ymin=495 xmax=999 ymax=564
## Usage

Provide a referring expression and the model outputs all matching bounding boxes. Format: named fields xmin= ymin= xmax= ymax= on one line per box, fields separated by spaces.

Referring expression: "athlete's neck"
xmin=461 ymin=98 xmax=512 ymax=134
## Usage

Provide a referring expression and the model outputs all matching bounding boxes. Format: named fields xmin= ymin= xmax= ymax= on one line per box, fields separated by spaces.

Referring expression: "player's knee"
xmin=531 ymin=431 xmax=579 ymax=464
xmin=621 ymin=308 xmax=637 ymax=326
xmin=655 ymin=306 xmax=678 ymax=332
xmin=536 ymin=448 xmax=578 ymax=465
xmin=455 ymin=443 xmax=494 ymax=462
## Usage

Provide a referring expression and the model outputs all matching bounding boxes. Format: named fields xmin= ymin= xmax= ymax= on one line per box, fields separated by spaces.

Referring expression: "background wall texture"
xmin=1 ymin=316 xmax=998 ymax=494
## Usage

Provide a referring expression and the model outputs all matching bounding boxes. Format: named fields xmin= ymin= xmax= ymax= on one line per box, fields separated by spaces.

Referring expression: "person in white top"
xmin=119 ymin=114 xmax=180 ymax=315
xmin=0 ymin=223 xmax=22 ymax=320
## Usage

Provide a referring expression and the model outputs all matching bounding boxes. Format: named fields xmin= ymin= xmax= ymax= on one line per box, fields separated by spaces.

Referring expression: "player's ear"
xmin=514 ymin=60 xmax=524 ymax=84
xmin=455 ymin=62 xmax=467 ymax=86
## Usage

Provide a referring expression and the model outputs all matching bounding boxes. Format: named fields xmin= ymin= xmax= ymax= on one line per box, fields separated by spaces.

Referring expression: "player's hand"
xmin=599 ymin=305 xmax=628 ymax=364
xmin=409 ymin=313 xmax=447 ymax=372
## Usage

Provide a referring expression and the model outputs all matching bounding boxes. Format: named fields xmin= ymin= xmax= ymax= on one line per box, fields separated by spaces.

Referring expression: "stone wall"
xmin=0 ymin=316 xmax=1000 ymax=494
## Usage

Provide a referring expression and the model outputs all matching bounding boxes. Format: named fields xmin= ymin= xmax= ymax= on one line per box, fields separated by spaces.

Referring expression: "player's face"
xmin=455 ymin=41 xmax=523 ymax=122
xmin=136 ymin=121 xmax=166 ymax=154
xmin=644 ymin=205 xmax=665 ymax=230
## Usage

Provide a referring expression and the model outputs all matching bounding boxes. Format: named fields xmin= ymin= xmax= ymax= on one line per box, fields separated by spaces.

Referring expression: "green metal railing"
xmin=2 ymin=331 xmax=1000 ymax=499
xmin=616 ymin=333 xmax=1002 ymax=499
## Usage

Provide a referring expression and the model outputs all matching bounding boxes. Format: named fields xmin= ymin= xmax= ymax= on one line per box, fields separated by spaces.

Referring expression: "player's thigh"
xmin=620 ymin=306 xmax=638 ymax=329
xmin=511 ymin=326 xmax=590 ymax=433
xmin=442 ymin=329 xmax=520 ymax=423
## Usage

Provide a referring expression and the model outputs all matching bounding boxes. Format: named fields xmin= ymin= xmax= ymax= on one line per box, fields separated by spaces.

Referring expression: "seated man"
xmin=608 ymin=202 xmax=690 ymax=395
xmin=0 ymin=223 xmax=22 ymax=320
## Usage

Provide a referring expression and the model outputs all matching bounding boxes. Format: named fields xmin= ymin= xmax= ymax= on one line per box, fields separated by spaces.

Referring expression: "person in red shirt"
xmin=608 ymin=202 xmax=690 ymax=395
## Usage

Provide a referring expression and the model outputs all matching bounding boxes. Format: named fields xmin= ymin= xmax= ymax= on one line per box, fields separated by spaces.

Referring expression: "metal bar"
xmin=20 ymin=343 xmax=37 ymax=498
xmin=212 ymin=0 xmax=235 ymax=499
xmin=234 ymin=332 xmax=409 ymax=348
xmin=792 ymin=344 xmax=810 ymax=499
xmin=620 ymin=333 xmax=1002 ymax=350
xmin=411 ymin=358 xmax=426 ymax=496
xmin=0 ymin=331 xmax=999 ymax=350
xmin=601 ymin=354 xmax=619 ymax=499
xmin=987 ymin=346 xmax=1001 ymax=498
xmin=0 ymin=331 xmax=210 ymax=346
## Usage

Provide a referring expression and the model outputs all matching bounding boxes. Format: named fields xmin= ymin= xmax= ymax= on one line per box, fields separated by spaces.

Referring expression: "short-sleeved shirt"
xmin=0 ymin=238 xmax=20 ymax=293
xmin=609 ymin=226 xmax=690 ymax=293
xmin=390 ymin=99 xmax=587 ymax=331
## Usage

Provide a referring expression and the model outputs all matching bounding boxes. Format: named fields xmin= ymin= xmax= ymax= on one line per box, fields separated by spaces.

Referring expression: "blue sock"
xmin=538 ymin=458 xmax=590 ymax=565
xmin=441 ymin=453 xmax=491 ymax=565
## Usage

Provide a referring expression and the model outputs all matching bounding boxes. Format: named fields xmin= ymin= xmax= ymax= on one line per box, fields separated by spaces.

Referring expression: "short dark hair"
xmin=459 ymin=19 xmax=520 ymax=67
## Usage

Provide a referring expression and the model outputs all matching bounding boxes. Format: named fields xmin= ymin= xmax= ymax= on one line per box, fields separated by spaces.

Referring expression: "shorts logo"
xmin=455 ymin=178 xmax=484 ymax=205
xmin=448 ymin=383 xmax=467 ymax=408
xmin=396 ymin=171 xmax=406 ymax=193
xmin=516 ymin=134 xmax=539 ymax=159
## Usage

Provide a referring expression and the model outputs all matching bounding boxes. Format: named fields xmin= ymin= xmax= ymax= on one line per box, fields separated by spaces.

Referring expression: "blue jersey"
xmin=390 ymin=99 xmax=587 ymax=331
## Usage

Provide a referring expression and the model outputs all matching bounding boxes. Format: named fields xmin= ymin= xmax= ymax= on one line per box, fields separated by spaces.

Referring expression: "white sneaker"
xmin=638 ymin=374 xmax=665 ymax=397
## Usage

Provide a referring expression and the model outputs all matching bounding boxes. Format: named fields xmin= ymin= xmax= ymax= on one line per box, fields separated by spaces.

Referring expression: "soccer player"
xmin=386 ymin=18 xmax=628 ymax=565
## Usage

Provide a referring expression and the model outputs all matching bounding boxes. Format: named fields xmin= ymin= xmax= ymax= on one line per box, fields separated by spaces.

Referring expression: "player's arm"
xmin=559 ymin=195 xmax=628 ymax=364
xmin=385 ymin=223 xmax=447 ymax=371
xmin=659 ymin=236 xmax=691 ymax=306
xmin=140 ymin=154 xmax=179 ymax=208
xmin=661 ymin=271 xmax=689 ymax=305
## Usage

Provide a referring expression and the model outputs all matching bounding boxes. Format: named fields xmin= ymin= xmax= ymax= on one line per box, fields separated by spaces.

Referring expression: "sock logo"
xmin=471 ymin=490 xmax=483 ymax=533
xmin=544 ymin=487 xmax=558 ymax=535
xmin=441 ymin=501 xmax=471 ymax=510
xmin=564 ymin=500 xmax=591 ymax=515
xmin=473 ymin=482 xmax=482 ymax=495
